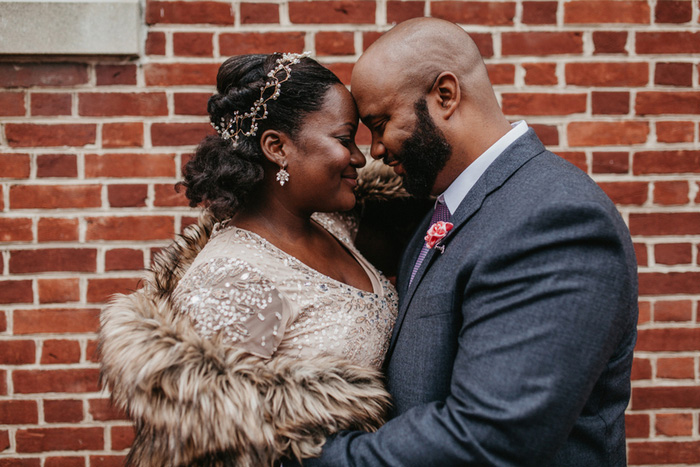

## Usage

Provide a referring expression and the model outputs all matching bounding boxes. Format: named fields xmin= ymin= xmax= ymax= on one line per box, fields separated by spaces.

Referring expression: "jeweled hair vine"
xmin=211 ymin=51 xmax=312 ymax=145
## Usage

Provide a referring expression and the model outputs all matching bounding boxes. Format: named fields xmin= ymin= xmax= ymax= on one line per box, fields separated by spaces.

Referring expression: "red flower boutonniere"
xmin=424 ymin=221 xmax=453 ymax=250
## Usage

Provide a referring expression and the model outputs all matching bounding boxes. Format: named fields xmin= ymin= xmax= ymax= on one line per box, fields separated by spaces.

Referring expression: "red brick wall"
xmin=0 ymin=1 xmax=698 ymax=465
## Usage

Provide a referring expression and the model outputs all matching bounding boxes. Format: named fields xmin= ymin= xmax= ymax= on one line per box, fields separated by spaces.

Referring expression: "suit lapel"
xmin=385 ymin=129 xmax=547 ymax=361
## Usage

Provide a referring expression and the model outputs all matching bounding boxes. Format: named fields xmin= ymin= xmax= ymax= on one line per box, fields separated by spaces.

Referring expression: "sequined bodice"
xmin=172 ymin=212 xmax=398 ymax=369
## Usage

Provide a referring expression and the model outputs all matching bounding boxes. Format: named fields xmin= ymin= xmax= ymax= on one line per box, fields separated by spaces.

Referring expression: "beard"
xmin=394 ymin=98 xmax=452 ymax=199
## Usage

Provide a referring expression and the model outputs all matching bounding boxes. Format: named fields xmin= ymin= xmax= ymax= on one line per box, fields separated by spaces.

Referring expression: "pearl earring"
xmin=276 ymin=165 xmax=289 ymax=186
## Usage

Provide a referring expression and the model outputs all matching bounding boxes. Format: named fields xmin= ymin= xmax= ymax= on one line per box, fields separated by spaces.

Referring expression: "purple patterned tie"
xmin=410 ymin=197 xmax=451 ymax=285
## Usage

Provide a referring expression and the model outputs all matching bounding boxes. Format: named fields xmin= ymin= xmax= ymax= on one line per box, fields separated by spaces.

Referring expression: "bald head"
xmin=352 ymin=17 xmax=492 ymax=104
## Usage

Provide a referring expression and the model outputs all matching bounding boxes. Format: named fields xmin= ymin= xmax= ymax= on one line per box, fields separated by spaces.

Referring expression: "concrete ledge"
xmin=0 ymin=0 xmax=141 ymax=55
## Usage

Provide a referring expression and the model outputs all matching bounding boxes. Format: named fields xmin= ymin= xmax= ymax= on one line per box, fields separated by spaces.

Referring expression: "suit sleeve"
xmin=301 ymin=200 xmax=637 ymax=466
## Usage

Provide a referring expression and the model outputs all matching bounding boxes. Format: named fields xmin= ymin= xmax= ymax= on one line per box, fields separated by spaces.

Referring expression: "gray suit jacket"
xmin=304 ymin=129 xmax=638 ymax=466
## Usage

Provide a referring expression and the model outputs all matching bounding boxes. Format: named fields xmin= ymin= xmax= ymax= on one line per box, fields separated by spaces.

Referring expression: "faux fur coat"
xmin=99 ymin=163 xmax=417 ymax=467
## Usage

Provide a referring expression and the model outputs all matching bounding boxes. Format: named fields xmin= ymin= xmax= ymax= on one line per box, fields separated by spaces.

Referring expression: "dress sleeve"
xmin=173 ymin=257 xmax=291 ymax=358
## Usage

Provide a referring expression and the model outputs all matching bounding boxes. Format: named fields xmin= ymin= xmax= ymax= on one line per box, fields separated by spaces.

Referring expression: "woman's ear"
xmin=259 ymin=129 xmax=288 ymax=167
xmin=429 ymin=71 xmax=460 ymax=119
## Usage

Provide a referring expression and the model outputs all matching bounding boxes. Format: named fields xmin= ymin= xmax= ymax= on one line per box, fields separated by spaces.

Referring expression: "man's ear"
xmin=259 ymin=129 xmax=288 ymax=167
xmin=429 ymin=71 xmax=460 ymax=119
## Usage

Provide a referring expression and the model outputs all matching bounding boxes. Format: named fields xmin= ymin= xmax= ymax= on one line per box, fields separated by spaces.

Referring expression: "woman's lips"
xmin=342 ymin=173 xmax=358 ymax=188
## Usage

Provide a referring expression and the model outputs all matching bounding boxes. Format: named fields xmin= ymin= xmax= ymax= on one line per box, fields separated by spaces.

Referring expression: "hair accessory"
xmin=212 ymin=51 xmax=312 ymax=145
xmin=276 ymin=165 xmax=289 ymax=186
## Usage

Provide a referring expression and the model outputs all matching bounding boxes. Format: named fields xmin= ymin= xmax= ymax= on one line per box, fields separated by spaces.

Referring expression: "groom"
xmin=305 ymin=17 xmax=638 ymax=466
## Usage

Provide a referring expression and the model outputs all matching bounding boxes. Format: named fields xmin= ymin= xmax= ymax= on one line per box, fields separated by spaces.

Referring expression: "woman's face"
xmin=284 ymin=83 xmax=366 ymax=214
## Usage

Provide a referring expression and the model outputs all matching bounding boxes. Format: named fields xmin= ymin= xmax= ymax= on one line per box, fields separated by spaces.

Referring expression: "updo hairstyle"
xmin=179 ymin=54 xmax=342 ymax=219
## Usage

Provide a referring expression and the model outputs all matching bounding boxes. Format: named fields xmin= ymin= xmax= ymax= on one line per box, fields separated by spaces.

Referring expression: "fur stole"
xmin=99 ymin=162 xmax=404 ymax=466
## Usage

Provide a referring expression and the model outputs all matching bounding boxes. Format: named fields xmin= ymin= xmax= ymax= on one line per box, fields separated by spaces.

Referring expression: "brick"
xmin=592 ymin=92 xmax=629 ymax=115
xmin=362 ymin=31 xmax=383 ymax=51
xmin=638 ymin=271 xmax=700 ymax=294
xmin=471 ymin=33 xmax=494 ymax=58
xmin=316 ymin=31 xmax=355 ymax=56
xmin=16 ymin=427 xmax=103 ymax=453
xmin=655 ymin=300 xmax=693 ymax=322
xmin=95 ymin=65 xmax=137 ymax=86
xmin=46 ymin=458 xmax=84 ymax=467
xmin=0 ymin=430 xmax=9 ymax=452
xmin=0 ymin=281 xmax=33 ymax=304
xmin=596 ymin=182 xmax=647 ymax=206
xmin=564 ymin=1 xmax=649 ymax=23
xmin=502 ymin=93 xmax=586 ymax=116
xmin=633 ymin=150 xmax=700 ymax=174
xmin=632 ymin=386 xmax=700 ymax=410
xmin=631 ymin=357 xmax=652 ymax=380
xmin=654 ymin=181 xmax=689 ymax=205
xmin=522 ymin=1 xmax=557 ymax=24
xmin=523 ymin=63 xmax=557 ymax=85
xmin=105 ymin=249 xmax=144 ymax=271
xmin=85 ymin=153 xmax=175 ymax=178
xmin=44 ymin=400 xmax=84 ymax=423
xmin=626 ymin=413 xmax=650 ymax=439
xmin=0 ymin=459 xmax=41 ymax=467
xmin=11 ymin=184 xmax=101 ymax=209
xmin=387 ymin=1 xmax=425 ymax=23
xmin=38 ymin=278 xmax=80 ymax=303
xmin=5 ymin=123 xmax=96 ymax=147
xmin=14 ymin=369 xmax=100 ymax=394
xmin=89 ymin=399 xmax=128 ymax=421
xmin=86 ymin=340 xmax=100 ymax=363
xmin=219 ymin=32 xmax=305 ymax=55
xmin=655 ymin=242 xmax=692 ymax=265
xmin=41 ymin=339 xmax=81 ymax=364
xmin=154 ymin=183 xmax=189 ymax=207
xmin=0 ymin=153 xmax=30 ymax=178
xmin=657 ymin=359 xmax=695 ymax=380
xmin=144 ymin=63 xmax=219 ymax=86
xmin=0 ymin=400 xmax=38 ymax=424
xmin=173 ymin=32 xmax=214 ymax=57
xmin=102 ymin=122 xmax=144 ymax=148
xmin=0 ymin=313 xmax=5 ymax=332
xmin=530 ymin=124 xmax=558 ymax=146
xmin=565 ymin=62 xmax=648 ymax=87
xmin=637 ymin=91 xmax=700 ymax=115
xmin=656 ymin=121 xmax=694 ymax=143
xmin=558 ymin=152 xmax=587 ymax=172
xmin=37 ymin=218 xmax=79 ymax=242
xmin=10 ymin=248 xmax=97 ymax=274
xmin=655 ymin=62 xmax=693 ymax=87
xmin=14 ymin=308 xmax=99 ymax=334
xmin=634 ymin=243 xmax=648 ymax=267
xmin=486 ymin=64 xmax=514 ymax=85
xmin=288 ymin=1 xmax=374 ymax=24
xmin=325 ymin=62 xmax=353 ymax=85
xmin=174 ymin=93 xmax=209 ymax=116
xmin=0 ymin=218 xmax=33 ymax=242
xmin=628 ymin=440 xmax=700 ymax=465
xmin=87 ymin=277 xmax=142 ymax=303
xmin=655 ymin=0 xmax=692 ymax=23
xmin=146 ymin=1 xmax=234 ymax=24
xmin=592 ymin=151 xmax=629 ymax=174
xmin=0 ymin=92 xmax=26 ymax=116
xmin=593 ymin=31 xmax=627 ymax=54
xmin=567 ymin=122 xmax=649 ymax=146
xmin=145 ymin=31 xmax=166 ymax=55
xmin=502 ymin=32 xmax=583 ymax=55
xmin=108 ymin=184 xmax=148 ymax=208
xmin=432 ymin=1 xmax=515 ymax=25
xmin=151 ymin=122 xmax=213 ymax=146
xmin=631 ymin=212 xmax=700 ymax=235
xmin=36 ymin=153 xmax=78 ymax=178
xmin=637 ymin=32 xmax=700 ymax=54
xmin=0 ymin=63 xmax=88 ymax=88
xmin=111 ymin=425 xmax=135 ymax=450
xmin=79 ymin=92 xmax=167 ymax=117
xmin=0 ymin=370 xmax=6 ymax=395
xmin=90 ymin=456 xmax=126 ymax=467
xmin=0 ymin=340 xmax=35 ymax=364
xmin=241 ymin=2 xmax=279 ymax=23
xmin=86 ymin=216 xmax=173 ymax=241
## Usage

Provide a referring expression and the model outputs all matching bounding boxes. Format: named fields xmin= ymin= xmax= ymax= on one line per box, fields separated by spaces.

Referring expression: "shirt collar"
xmin=441 ymin=120 xmax=528 ymax=215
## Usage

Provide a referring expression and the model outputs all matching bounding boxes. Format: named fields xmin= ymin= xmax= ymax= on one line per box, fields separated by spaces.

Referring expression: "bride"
xmin=99 ymin=52 xmax=406 ymax=466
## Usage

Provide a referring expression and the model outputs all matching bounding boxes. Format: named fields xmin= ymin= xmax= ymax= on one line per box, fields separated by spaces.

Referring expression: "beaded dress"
xmin=171 ymin=212 xmax=398 ymax=369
